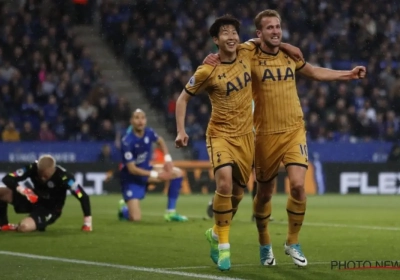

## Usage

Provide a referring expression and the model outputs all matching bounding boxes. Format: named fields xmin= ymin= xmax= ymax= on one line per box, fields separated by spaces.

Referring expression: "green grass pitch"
xmin=0 ymin=194 xmax=399 ymax=280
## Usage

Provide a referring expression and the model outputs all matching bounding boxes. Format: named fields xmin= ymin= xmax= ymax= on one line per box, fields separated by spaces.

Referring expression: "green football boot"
xmin=218 ymin=248 xmax=231 ymax=271
xmin=118 ymin=199 xmax=127 ymax=221
xmin=205 ymin=228 xmax=219 ymax=264
xmin=164 ymin=211 xmax=188 ymax=222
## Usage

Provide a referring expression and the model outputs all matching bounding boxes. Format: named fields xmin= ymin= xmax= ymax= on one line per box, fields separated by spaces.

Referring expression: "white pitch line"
xmin=164 ymin=262 xmax=331 ymax=270
xmin=144 ymin=213 xmax=400 ymax=231
xmin=0 ymin=251 xmax=245 ymax=280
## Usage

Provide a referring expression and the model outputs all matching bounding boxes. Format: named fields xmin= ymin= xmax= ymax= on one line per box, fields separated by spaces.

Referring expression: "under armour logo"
xmin=217 ymin=152 xmax=221 ymax=163
xmin=239 ymin=60 xmax=246 ymax=69
xmin=218 ymin=73 xmax=226 ymax=79
xmin=259 ymin=60 xmax=266 ymax=66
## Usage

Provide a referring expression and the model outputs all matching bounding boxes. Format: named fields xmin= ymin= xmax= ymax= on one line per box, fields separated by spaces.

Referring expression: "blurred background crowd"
xmin=101 ymin=0 xmax=400 ymax=147
xmin=1 ymin=0 xmax=400 ymax=159
xmin=0 ymin=0 xmax=129 ymax=143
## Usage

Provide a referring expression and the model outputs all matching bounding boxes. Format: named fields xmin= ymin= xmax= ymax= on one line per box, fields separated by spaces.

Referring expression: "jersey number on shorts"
xmin=299 ymin=144 xmax=308 ymax=161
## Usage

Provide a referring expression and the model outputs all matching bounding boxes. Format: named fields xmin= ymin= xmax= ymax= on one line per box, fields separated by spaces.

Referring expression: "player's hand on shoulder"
xmin=351 ymin=66 xmax=366 ymax=79
xmin=203 ymin=53 xmax=220 ymax=66
xmin=175 ymin=131 xmax=189 ymax=148
xmin=82 ymin=216 xmax=92 ymax=232
xmin=283 ymin=44 xmax=304 ymax=61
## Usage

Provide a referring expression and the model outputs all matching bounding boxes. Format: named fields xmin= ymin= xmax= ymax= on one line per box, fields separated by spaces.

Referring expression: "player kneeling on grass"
xmin=0 ymin=155 xmax=92 ymax=232
xmin=118 ymin=109 xmax=188 ymax=222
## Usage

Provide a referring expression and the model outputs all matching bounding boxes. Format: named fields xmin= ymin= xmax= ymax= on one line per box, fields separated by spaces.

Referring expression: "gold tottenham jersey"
xmin=251 ymin=47 xmax=306 ymax=134
xmin=185 ymin=43 xmax=257 ymax=137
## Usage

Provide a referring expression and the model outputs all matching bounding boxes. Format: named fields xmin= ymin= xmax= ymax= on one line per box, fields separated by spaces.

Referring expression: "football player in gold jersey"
xmin=252 ymin=9 xmax=365 ymax=267
xmin=203 ymin=10 xmax=366 ymax=268
xmin=176 ymin=15 xmax=255 ymax=271
xmin=175 ymin=15 xmax=302 ymax=271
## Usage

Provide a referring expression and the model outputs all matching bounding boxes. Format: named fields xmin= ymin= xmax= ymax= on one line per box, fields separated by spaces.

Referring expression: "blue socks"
xmin=167 ymin=177 xmax=183 ymax=211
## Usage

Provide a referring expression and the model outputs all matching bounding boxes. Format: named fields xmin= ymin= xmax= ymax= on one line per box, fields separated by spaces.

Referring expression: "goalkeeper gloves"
xmin=82 ymin=216 xmax=92 ymax=232
xmin=16 ymin=186 xmax=38 ymax=204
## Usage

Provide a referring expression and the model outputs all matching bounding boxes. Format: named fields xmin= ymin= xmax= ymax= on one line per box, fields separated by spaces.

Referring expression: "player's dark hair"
xmin=209 ymin=15 xmax=241 ymax=38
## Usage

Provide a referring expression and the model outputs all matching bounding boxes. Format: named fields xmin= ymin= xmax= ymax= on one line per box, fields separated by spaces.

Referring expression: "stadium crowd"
xmin=101 ymin=0 xmax=400 ymax=149
xmin=0 ymin=1 xmax=130 ymax=143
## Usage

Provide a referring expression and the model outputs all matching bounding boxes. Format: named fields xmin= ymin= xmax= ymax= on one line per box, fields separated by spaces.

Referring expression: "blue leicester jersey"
xmin=120 ymin=127 xmax=159 ymax=184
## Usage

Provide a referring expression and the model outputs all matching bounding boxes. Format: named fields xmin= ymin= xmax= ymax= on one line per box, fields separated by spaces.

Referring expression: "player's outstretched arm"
xmin=65 ymin=175 xmax=92 ymax=231
xmin=298 ymin=63 xmax=367 ymax=81
xmin=175 ymin=89 xmax=191 ymax=148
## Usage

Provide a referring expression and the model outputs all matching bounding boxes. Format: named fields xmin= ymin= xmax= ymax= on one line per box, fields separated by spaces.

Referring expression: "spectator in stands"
xmin=100 ymin=0 xmax=400 ymax=160
xmin=64 ymin=108 xmax=81 ymax=139
xmin=38 ymin=121 xmax=56 ymax=142
xmin=2 ymin=121 xmax=20 ymax=142
xmin=77 ymin=99 xmax=97 ymax=122
xmin=0 ymin=61 xmax=17 ymax=82
xmin=21 ymin=94 xmax=41 ymax=129
xmin=96 ymin=96 xmax=113 ymax=121
xmin=98 ymin=144 xmax=113 ymax=163
xmin=387 ymin=143 xmax=400 ymax=162
xmin=98 ymin=119 xmax=116 ymax=141
xmin=0 ymin=3 xmax=123 ymax=143
xmin=42 ymin=95 xmax=59 ymax=126
xmin=112 ymin=96 xmax=131 ymax=130
xmin=76 ymin=123 xmax=95 ymax=142
xmin=53 ymin=115 xmax=67 ymax=140
xmin=20 ymin=121 xmax=38 ymax=141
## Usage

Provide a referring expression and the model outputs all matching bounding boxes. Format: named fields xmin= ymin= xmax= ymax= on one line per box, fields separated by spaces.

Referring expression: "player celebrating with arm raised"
xmin=175 ymin=15 xmax=256 ymax=271
xmin=176 ymin=15 xmax=303 ymax=271
xmin=0 ymin=155 xmax=92 ymax=232
xmin=118 ymin=109 xmax=187 ymax=222
xmin=203 ymin=9 xmax=366 ymax=268
xmin=251 ymin=10 xmax=365 ymax=267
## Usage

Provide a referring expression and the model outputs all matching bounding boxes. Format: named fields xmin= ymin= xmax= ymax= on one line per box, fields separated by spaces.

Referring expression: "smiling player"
xmin=202 ymin=9 xmax=366 ymax=268
xmin=175 ymin=15 xmax=256 ymax=271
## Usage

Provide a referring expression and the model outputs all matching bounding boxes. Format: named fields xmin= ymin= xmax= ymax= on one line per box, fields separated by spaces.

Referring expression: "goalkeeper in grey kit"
xmin=0 ymin=155 xmax=92 ymax=232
